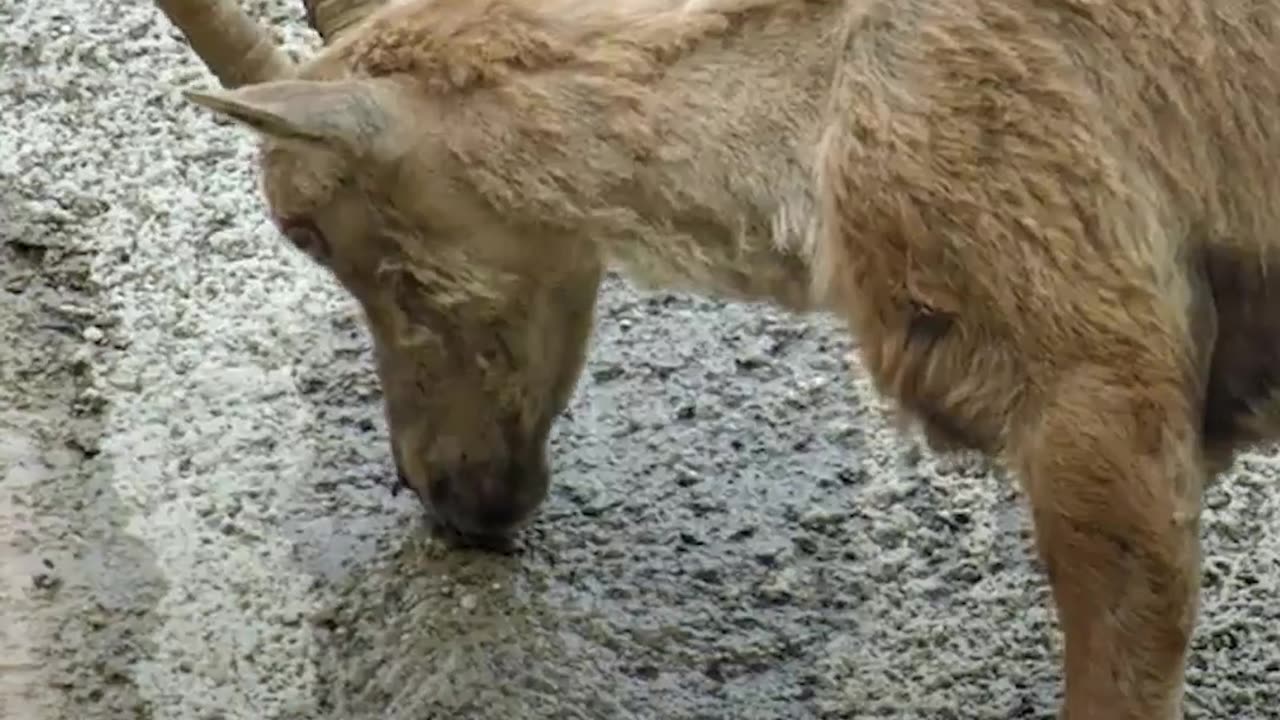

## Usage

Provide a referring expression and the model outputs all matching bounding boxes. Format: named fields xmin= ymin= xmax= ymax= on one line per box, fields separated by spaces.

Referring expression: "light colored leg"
xmin=1016 ymin=365 xmax=1204 ymax=720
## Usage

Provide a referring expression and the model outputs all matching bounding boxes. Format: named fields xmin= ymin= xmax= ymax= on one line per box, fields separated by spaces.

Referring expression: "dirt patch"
xmin=0 ymin=180 xmax=166 ymax=718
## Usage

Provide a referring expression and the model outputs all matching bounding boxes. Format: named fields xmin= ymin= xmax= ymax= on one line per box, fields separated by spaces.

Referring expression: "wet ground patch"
xmin=0 ymin=161 xmax=166 ymax=719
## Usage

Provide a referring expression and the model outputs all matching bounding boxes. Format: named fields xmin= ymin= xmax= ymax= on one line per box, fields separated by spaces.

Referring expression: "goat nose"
xmin=425 ymin=465 xmax=531 ymax=537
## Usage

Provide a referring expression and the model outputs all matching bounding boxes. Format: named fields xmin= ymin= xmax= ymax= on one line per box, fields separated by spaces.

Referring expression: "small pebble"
xmin=32 ymin=572 xmax=61 ymax=591
xmin=758 ymin=567 xmax=801 ymax=603
xmin=799 ymin=507 xmax=846 ymax=530
xmin=674 ymin=466 xmax=702 ymax=487
xmin=69 ymin=346 xmax=93 ymax=371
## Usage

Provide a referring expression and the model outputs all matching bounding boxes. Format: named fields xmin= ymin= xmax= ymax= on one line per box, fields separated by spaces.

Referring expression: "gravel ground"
xmin=2 ymin=2 xmax=1279 ymax=719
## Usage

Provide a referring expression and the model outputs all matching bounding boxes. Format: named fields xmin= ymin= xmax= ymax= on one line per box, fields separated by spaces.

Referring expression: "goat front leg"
xmin=1015 ymin=364 xmax=1204 ymax=720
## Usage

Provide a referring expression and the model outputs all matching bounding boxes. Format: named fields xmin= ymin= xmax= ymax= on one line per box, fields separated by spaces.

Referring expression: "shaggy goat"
xmin=155 ymin=0 xmax=1280 ymax=717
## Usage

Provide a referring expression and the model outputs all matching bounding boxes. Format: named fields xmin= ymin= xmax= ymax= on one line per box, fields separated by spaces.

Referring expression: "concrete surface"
xmin=2 ymin=1 xmax=1279 ymax=718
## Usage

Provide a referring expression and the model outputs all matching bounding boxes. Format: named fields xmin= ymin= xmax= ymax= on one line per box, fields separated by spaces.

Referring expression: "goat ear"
xmin=184 ymin=79 xmax=391 ymax=156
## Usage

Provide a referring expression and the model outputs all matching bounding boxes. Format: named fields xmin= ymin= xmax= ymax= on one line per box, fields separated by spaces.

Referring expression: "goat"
xmin=155 ymin=1 xmax=1280 ymax=716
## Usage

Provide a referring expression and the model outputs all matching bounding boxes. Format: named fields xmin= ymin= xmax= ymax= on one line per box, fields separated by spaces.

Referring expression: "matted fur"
xmin=163 ymin=0 xmax=1280 ymax=716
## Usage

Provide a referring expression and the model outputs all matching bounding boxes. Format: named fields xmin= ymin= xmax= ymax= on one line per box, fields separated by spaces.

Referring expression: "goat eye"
xmin=281 ymin=220 xmax=329 ymax=260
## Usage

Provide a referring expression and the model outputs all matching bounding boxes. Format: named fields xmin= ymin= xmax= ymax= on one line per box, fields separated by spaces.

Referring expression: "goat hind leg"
xmin=1016 ymin=364 xmax=1204 ymax=720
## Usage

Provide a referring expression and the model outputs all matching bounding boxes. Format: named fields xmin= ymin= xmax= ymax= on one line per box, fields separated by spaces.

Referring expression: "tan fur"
xmin=168 ymin=0 xmax=1280 ymax=716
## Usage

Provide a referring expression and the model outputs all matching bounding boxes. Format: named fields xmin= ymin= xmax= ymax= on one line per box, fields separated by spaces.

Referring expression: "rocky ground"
xmin=2 ymin=1 xmax=1279 ymax=719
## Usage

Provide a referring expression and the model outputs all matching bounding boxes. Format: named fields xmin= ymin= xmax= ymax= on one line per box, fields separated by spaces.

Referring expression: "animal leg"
xmin=1014 ymin=364 xmax=1204 ymax=720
